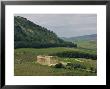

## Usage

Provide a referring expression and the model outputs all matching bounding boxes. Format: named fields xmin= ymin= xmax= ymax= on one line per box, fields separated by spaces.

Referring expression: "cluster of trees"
xmin=49 ymin=51 xmax=97 ymax=60
xmin=14 ymin=16 xmax=77 ymax=48
xmin=14 ymin=41 xmax=77 ymax=48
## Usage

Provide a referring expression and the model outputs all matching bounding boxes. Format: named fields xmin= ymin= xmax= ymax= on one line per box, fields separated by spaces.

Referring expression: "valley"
xmin=14 ymin=16 xmax=97 ymax=76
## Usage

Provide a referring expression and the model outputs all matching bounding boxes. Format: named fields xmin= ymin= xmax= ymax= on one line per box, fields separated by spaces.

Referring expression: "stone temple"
xmin=37 ymin=55 xmax=59 ymax=66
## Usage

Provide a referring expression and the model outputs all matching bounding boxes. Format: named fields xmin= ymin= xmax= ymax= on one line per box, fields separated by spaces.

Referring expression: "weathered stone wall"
xmin=37 ymin=55 xmax=58 ymax=65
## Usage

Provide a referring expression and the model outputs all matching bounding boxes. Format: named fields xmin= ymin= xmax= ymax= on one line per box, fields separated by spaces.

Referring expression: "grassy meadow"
xmin=14 ymin=43 xmax=97 ymax=76
xmin=74 ymin=40 xmax=97 ymax=50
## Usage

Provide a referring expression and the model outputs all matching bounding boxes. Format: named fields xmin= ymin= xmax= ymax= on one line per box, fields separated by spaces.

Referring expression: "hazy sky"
xmin=15 ymin=14 xmax=97 ymax=38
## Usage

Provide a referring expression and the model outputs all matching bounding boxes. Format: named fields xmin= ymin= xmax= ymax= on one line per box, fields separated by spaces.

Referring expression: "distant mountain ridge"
xmin=61 ymin=34 xmax=97 ymax=42
xmin=14 ymin=16 xmax=77 ymax=48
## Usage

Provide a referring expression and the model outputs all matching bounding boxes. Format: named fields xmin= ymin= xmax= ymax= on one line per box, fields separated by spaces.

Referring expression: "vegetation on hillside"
xmin=14 ymin=16 xmax=77 ymax=48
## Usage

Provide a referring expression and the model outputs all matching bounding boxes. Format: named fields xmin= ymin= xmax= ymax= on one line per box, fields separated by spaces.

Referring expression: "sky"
xmin=15 ymin=14 xmax=97 ymax=38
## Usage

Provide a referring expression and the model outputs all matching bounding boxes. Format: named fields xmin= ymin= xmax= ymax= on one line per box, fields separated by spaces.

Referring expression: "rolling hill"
xmin=61 ymin=34 xmax=97 ymax=42
xmin=61 ymin=34 xmax=97 ymax=50
xmin=14 ymin=16 xmax=76 ymax=48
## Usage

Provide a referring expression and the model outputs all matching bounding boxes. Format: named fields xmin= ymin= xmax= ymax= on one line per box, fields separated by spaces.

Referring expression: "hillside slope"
xmin=61 ymin=34 xmax=97 ymax=42
xmin=61 ymin=34 xmax=97 ymax=50
xmin=14 ymin=16 xmax=76 ymax=48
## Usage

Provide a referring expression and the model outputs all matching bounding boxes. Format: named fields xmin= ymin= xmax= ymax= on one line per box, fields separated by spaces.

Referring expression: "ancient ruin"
xmin=37 ymin=55 xmax=59 ymax=66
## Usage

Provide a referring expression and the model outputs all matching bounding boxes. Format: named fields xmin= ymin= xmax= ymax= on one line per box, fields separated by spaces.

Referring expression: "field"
xmin=74 ymin=40 xmax=97 ymax=50
xmin=14 ymin=46 xmax=97 ymax=76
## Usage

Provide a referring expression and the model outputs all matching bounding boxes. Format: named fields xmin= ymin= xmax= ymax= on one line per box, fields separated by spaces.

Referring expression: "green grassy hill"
xmin=61 ymin=34 xmax=96 ymax=42
xmin=74 ymin=40 xmax=97 ymax=50
xmin=61 ymin=34 xmax=97 ymax=50
xmin=14 ymin=47 xmax=97 ymax=76
xmin=14 ymin=16 xmax=76 ymax=48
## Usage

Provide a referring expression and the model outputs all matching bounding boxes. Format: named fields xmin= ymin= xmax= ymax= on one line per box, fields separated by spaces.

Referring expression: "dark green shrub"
xmin=66 ymin=66 xmax=72 ymax=70
xmin=66 ymin=63 xmax=86 ymax=70
xmin=90 ymin=67 xmax=94 ymax=71
xmin=66 ymin=62 xmax=73 ymax=66
xmin=90 ymin=67 xmax=97 ymax=73
xmin=72 ymin=63 xmax=82 ymax=69
xmin=71 ymin=63 xmax=85 ymax=69
xmin=54 ymin=63 xmax=64 ymax=68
